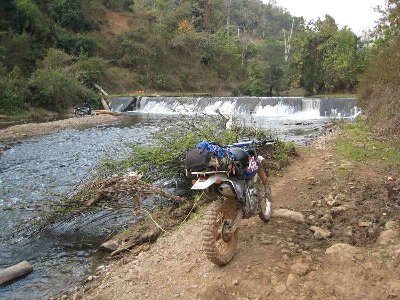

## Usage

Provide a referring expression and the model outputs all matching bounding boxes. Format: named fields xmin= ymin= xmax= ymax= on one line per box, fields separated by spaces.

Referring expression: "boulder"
xmin=325 ymin=243 xmax=360 ymax=262
xmin=274 ymin=284 xmax=287 ymax=294
xmin=378 ymin=229 xmax=399 ymax=245
xmin=385 ymin=221 xmax=398 ymax=230
xmin=290 ymin=262 xmax=310 ymax=276
xmin=273 ymin=209 xmax=305 ymax=223
xmin=330 ymin=206 xmax=349 ymax=214
xmin=286 ymin=273 xmax=300 ymax=289
xmin=101 ymin=240 xmax=119 ymax=252
xmin=309 ymin=226 xmax=331 ymax=239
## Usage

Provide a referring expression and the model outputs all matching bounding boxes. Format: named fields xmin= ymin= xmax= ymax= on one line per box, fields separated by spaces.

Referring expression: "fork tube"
xmin=257 ymin=162 xmax=268 ymax=185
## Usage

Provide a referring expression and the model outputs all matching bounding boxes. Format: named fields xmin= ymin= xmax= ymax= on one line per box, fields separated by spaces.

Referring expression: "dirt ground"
xmin=66 ymin=129 xmax=400 ymax=300
xmin=0 ymin=115 xmax=121 ymax=142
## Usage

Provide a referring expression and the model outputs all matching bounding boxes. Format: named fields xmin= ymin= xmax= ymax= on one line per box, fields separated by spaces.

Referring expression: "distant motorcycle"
xmin=186 ymin=139 xmax=274 ymax=266
xmin=74 ymin=104 xmax=94 ymax=117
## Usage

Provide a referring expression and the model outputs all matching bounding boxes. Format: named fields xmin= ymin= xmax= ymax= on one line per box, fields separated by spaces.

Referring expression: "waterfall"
xmin=128 ymin=97 xmax=360 ymax=119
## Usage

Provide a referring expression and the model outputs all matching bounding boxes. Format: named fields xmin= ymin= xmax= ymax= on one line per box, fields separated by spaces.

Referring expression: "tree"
xmin=322 ymin=28 xmax=360 ymax=92
xmin=373 ymin=0 xmax=400 ymax=43
xmin=286 ymin=15 xmax=363 ymax=94
xmin=248 ymin=60 xmax=266 ymax=96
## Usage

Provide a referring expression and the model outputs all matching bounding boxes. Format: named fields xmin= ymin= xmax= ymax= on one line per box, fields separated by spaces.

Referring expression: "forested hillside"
xmin=357 ymin=0 xmax=400 ymax=137
xmin=0 ymin=0 xmax=367 ymax=114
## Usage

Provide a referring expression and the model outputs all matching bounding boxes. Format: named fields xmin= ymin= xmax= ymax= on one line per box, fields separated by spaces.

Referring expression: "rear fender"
xmin=191 ymin=174 xmax=229 ymax=190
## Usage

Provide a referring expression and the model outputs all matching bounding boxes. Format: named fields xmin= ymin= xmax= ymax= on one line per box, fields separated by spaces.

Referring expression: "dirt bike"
xmin=186 ymin=139 xmax=274 ymax=266
xmin=74 ymin=104 xmax=94 ymax=117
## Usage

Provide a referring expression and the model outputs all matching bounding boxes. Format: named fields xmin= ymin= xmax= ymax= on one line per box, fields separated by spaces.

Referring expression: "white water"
xmin=135 ymin=97 xmax=359 ymax=120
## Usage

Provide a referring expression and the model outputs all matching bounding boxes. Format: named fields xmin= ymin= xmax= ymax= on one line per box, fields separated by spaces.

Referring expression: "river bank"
xmin=62 ymin=123 xmax=400 ymax=300
xmin=0 ymin=115 xmax=122 ymax=143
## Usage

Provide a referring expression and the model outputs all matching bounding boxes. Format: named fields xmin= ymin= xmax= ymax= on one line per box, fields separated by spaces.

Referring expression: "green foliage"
xmin=1 ymin=0 xmax=353 ymax=113
xmin=29 ymin=49 xmax=100 ymax=111
xmin=263 ymin=140 xmax=298 ymax=172
xmin=265 ymin=64 xmax=284 ymax=95
xmin=287 ymin=15 xmax=365 ymax=94
xmin=15 ymin=0 xmax=48 ymax=34
xmin=29 ymin=67 xmax=99 ymax=111
xmin=49 ymin=0 xmax=101 ymax=32
xmin=54 ymin=26 xmax=98 ymax=56
xmin=0 ymin=66 xmax=29 ymax=114
xmin=372 ymin=0 xmax=400 ymax=44
xmin=97 ymin=119 xmax=272 ymax=181
xmin=248 ymin=60 xmax=266 ymax=96
xmin=322 ymin=28 xmax=360 ymax=91
xmin=357 ymin=36 xmax=400 ymax=136
xmin=103 ymin=0 xmax=134 ymax=11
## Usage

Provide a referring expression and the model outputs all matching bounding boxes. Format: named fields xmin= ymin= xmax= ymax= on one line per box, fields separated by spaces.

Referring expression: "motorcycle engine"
xmin=246 ymin=185 xmax=259 ymax=213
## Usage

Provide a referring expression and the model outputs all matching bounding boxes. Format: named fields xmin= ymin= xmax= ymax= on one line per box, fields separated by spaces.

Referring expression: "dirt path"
xmin=0 ymin=115 xmax=122 ymax=142
xmin=69 ymin=130 xmax=400 ymax=300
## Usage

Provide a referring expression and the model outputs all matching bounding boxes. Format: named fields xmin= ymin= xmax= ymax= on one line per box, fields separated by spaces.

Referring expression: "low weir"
xmin=110 ymin=96 xmax=359 ymax=119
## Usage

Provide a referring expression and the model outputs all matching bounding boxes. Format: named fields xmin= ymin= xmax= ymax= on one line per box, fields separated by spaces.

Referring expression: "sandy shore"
xmin=0 ymin=115 xmax=122 ymax=142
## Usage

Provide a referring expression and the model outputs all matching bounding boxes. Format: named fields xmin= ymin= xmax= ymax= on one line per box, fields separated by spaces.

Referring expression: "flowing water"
xmin=0 ymin=97 xmax=359 ymax=299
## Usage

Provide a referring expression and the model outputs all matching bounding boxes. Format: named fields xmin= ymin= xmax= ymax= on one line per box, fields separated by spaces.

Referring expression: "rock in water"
xmin=0 ymin=261 xmax=33 ymax=285
xmin=101 ymin=240 xmax=119 ymax=252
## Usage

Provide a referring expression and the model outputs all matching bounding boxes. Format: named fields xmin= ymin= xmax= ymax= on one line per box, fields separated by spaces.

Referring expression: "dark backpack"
xmin=185 ymin=148 xmax=211 ymax=172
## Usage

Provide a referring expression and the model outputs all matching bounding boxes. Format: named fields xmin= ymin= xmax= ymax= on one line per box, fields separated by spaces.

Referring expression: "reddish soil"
xmin=102 ymin=10 xmax=131 ymax=35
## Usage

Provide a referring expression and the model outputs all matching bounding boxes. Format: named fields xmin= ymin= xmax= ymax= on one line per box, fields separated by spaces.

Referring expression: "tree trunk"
xmin=204 ymin=0 xmax=212 ymax=32
xmin=0 ymin=261 xmax=33 ymax=285
xmin=225 ymin=0 xmax=231 ymax=35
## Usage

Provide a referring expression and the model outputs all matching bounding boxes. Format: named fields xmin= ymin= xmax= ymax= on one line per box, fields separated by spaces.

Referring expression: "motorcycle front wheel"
xmin=258 ymin=181 xmax=273 ymax=222
xmin=74 ymin=108 xmax=85 ymax=118
xmin=202 ymin=198 xmax=238 ymax=266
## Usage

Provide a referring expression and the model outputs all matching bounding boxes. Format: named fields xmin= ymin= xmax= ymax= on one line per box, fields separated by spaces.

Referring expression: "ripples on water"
xmin=0 ymin=119 xmax=157 ymax=300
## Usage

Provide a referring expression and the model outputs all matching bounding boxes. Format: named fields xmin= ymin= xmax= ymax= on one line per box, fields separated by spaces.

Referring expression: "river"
xmin=0 ymin=97 xmax=359 ymax=299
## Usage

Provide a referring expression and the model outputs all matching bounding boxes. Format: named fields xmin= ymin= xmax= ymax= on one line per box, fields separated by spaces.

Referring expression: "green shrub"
xmin=0 ymin=66 xmax=29 ymax=114
xmin=73 ymin=55 xmax=139 ymax=93
xmin=29 ymin=67 xmax=98 ymax=111
xmin=15 ymin=0 xmax=48 ymax=34
xmin=74 ymin=56 xmax=109 ymax=86
xmin=49 ymin=0 xmax=100 ymax=32
xmin=248 ymin=60 xmax=267 ymax=96
xmin=29 ymin=49 xmax=100 ymax=111
xmin=97 ymin=119 xmax=273 ymax=182
xmin=54 ymin=26 xmax=98 ymax=56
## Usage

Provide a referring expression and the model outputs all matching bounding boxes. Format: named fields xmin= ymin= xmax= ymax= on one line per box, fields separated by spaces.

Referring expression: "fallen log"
xmin=100 ymin=97 xmax=111 ymax=111
xmin=94 ymin=110 xmax=122 ymax=116
xmin=0 ymin=261 xmax=33 ymax=285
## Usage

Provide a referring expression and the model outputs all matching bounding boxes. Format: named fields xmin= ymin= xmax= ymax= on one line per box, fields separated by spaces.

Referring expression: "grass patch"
xmin=312 ymin=93 xmax=356 ymax=98
xmin=335 ymin=122 xmax=400 ymax=169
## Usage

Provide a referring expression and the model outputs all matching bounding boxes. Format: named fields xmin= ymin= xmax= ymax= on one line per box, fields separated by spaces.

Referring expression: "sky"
xmin=270 ymin=0 xmax=387 ymax=34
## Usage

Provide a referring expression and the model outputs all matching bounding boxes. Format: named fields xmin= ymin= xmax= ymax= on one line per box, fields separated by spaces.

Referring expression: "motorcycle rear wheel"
xmin=202 ymin=198 xmax=238 ymax=266
xmin=258 ymin=181 xmax=273 ymax=222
